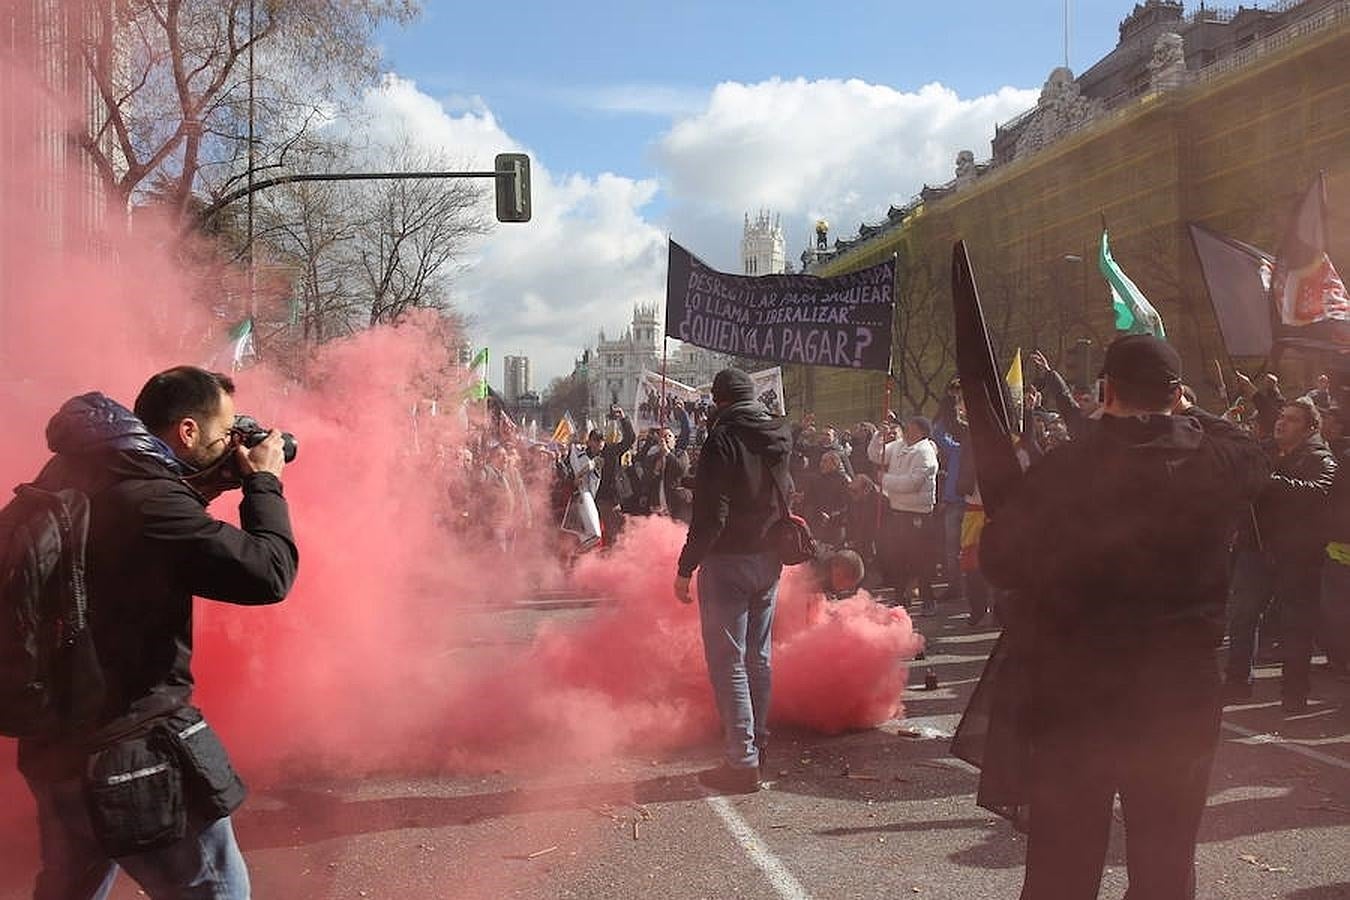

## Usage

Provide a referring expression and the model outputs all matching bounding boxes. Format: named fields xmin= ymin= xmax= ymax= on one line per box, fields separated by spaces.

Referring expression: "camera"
xmin=187 ymin=415 xmax=297 ymax=497
xmin=232 ymin=415 xmax=298 ymax=463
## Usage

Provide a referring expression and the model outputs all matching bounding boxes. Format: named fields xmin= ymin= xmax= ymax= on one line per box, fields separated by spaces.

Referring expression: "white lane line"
xmin=1222 ymin=722 xmax=1350 ymax=771
xmin=704 ymin=795 xmax=813 ymax=900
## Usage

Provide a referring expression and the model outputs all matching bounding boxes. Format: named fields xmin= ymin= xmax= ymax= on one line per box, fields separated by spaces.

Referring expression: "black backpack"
xmin=0 ymin=484 xmax=106 ymax=738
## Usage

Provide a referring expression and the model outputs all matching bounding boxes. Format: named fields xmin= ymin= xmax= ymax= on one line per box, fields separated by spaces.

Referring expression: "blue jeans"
xmin=27 ymin=778 xmax=249 ymax=900
xmin=697 ymin=550 xmax=782 ymax=769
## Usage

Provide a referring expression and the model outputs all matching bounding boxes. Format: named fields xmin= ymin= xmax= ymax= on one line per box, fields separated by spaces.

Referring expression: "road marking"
xmin=1222 ymin=722 xmax=1350 ymax=771
xmin=704 ymin=795 xmax=813 ymax=900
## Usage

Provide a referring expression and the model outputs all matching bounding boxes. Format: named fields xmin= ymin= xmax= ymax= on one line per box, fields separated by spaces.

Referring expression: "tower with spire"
xmin=741 ymin=209 xmax=786 ymax=276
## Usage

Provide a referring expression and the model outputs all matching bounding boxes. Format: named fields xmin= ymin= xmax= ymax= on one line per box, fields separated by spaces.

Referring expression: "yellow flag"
xmin=1005 ymin=348 xmax=1023 ymax=395
xmin=551 ymin=411 xmax=575 ymax=444
xmin=1006 ymin=349 xmax=1024 ymax=435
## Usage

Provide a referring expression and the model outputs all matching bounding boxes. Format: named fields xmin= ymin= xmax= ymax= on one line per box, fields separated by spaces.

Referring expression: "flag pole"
xmin=876 ymin=252 xmax=900 ymax=557
xmin=660 ymin=336 xmax=669 ymax=426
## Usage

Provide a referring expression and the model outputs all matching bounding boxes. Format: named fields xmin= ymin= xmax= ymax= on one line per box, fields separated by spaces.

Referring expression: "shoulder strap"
xmin=757 ymin=452 xmax=792 ymax=523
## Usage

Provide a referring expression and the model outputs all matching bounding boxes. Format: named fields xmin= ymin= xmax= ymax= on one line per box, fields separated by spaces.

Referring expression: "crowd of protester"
xmin=446 ymin=355 xmax=1347 ymax=710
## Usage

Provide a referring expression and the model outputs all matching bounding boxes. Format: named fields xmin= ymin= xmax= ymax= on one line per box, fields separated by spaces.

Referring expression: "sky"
xmin=364 ymin=0 xmax=1146 ymax=386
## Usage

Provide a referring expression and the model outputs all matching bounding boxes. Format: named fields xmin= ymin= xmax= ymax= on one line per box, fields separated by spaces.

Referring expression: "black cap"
xmin=711 ymin=368 xmax=756 ymax=403
xmin=1101 ymin=334 xmax=1181 ymax=386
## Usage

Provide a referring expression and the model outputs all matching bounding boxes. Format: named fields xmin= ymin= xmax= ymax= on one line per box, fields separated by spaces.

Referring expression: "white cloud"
xmin=559 ymin=83 xmax=708 ymax=117
xmin=655 ymin=78 xmax=1039 ymax=269
xmin=341 ymin=74 xmax=1038 ymax=386
xmin=350 ymin=76 xmax=668 ymax=386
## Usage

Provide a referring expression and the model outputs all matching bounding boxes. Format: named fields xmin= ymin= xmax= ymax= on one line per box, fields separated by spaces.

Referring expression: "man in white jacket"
xmin=868 ymin=415 xmax=940 ymax=613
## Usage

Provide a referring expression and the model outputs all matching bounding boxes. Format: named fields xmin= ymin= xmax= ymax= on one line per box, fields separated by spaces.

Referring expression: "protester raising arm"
xmin=1029 ymin=350 xmax=1087 ymax=440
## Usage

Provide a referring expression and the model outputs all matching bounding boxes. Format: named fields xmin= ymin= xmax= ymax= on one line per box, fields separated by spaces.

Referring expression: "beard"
xmin=184 ymin=441 xmax=231 ymax=473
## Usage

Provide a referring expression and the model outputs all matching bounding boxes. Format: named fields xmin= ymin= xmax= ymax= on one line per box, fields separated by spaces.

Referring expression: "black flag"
xmin=949 ymin=240 xmax=1032 ymax=829
xmin=949 ymin=241 xmax=1021 ymax=515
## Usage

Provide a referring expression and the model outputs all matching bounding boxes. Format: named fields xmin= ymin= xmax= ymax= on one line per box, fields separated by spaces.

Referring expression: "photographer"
xmin=16 ymin=366 xmax=298 ymax=898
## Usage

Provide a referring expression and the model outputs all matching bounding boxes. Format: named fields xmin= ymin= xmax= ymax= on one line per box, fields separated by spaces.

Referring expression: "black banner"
xmin=664 ymin=240 xmax=895 ymax=371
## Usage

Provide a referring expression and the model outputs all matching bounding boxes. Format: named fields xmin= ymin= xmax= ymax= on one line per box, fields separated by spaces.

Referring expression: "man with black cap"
xmin=674 ymin=368 xmax=794 ymax=794
xmin=979 ymin=335 xmax=1268 ymax=899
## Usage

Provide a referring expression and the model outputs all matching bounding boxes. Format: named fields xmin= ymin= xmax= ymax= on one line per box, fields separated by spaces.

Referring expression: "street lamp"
xmin=1057 ymin=254 xmax=1084 ymax=361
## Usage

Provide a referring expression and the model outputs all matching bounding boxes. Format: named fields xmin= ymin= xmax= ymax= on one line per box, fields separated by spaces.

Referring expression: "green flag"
xmin=1099 ymin=229 xmax=1165 ymax=338
xmin=227 ymin=318 xmax=254 ymax=369
xmin=467 ymin=347 xmax=489 ymax=400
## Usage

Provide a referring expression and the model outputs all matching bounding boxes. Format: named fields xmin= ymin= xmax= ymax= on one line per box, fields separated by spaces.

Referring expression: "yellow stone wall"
xmin=796 ymin=17 xmax=1350 ymax=426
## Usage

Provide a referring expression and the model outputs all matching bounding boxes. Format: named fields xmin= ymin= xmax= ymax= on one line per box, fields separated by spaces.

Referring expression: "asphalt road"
xmin=3 ymin=599 xmax=1347 ymax=899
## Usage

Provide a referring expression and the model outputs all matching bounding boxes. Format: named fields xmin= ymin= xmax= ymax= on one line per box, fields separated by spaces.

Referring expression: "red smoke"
xmin=0 ymin=19 xmax=922 ymax=890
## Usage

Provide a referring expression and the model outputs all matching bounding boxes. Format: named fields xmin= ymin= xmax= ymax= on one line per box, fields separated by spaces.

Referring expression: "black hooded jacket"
xmin=18 ymin=393 xmax=299 ymax=780
xmin=980 ymin=407 xmax=1269 ymax=645
xmin=677 ymin=400 xmax=794 ymax=577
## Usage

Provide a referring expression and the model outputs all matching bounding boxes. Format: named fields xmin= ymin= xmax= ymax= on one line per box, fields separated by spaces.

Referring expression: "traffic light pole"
xmin=199 ymin=153 xmax=531 ymax=224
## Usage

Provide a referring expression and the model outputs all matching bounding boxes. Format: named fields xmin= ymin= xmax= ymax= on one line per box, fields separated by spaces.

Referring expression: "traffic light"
xmin=494 ymin=153 xmax=531 ymax=223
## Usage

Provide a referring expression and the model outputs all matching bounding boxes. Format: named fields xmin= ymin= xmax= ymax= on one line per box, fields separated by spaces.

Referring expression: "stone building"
xmin=586 ymin=303 xmax=735 ymax=418
xmin=792 ymin=0 xmax=1350 ymax=426
xmin=503 ymin=354 xmax=531 ymax=401
xmin=588 ymin=303 xmax=662 ymax=415
xmin=742 ymin=209 xmax=787 ymax=275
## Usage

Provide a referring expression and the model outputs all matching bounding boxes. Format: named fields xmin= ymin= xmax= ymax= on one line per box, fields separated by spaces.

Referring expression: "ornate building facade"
xmin=742 ymin=209 xmax=786 ymax=275
xmin=793 ymin=0 xmax=1350 ymax=426
xmin=586 ymin=304 xmax=734 ymax=418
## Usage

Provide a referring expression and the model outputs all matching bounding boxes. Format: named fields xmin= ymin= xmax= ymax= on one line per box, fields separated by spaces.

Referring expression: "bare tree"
xmin=543 ymin=373 xmax=590 ymax=431
xmin=251 ymin=139 xmax=491 ymax=367
xmin=352 ymin=154 xmax=491 ymax=328
xmin=72 ymin=0 xmax=416 ymax=214
xmin=893 ymin=254 xmax=955 ymax=414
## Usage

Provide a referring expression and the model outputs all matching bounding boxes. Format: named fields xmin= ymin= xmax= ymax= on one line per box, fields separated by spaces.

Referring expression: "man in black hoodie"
xmin=674 ymin=368 xmax=793 ymax=794
xmin=980 ymin=336 xmax=1268 ymax=900
xmin=17 ymin=366 xmax=297 ymax=899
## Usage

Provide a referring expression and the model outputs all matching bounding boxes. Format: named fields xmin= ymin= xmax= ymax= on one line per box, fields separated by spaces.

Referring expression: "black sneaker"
xmin=697 ymin=764 xmax=761 ymax=795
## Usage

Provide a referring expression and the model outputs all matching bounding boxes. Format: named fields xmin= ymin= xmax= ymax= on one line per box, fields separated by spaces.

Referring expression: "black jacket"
xmin=980 ymin=407 xmax=1268 ymax=646
xmin=641 ymin=449 xmax=691 ymax=521
xmin=587 ymin=416 xmax=636 ymax=504
xmin=1243 ymin=435 xmax=1338 ymax=563
xmin=677 ymin=401 xmax=794 ymax=577
xmin=18 ymin=393 xmax=299 ymax=780
xmin=1036 ymin=366 xmax=1090 ymax=441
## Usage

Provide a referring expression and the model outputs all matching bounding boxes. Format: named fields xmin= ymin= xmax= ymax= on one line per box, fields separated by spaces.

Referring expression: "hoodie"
xmin=677 ymin=400 xmax=794 ymax=577
xmin=980 ymin=407 xmax=1268 ymax=643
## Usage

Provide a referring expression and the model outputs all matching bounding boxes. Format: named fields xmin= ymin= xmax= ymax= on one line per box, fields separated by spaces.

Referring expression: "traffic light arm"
xmin=199 ymin=155 xmax=531 ymax=224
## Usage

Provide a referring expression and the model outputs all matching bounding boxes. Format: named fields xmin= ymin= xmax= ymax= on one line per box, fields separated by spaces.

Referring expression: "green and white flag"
xmin=227 ymin=318 xmax=255 ymax=369
xmin=1099 ymin=229 xmax=1165 ymax=338
xmin=467 ymin=347 xmax=489 ymax=400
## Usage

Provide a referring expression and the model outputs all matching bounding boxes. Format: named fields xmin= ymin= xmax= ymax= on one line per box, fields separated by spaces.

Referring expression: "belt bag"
xmin=83 ymin=708 xmax=246 ymax=857
xmin=161 ymin=707 xmax=247 ymax=820
xmin=83 ymin=729 xmax=185 ymax=858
